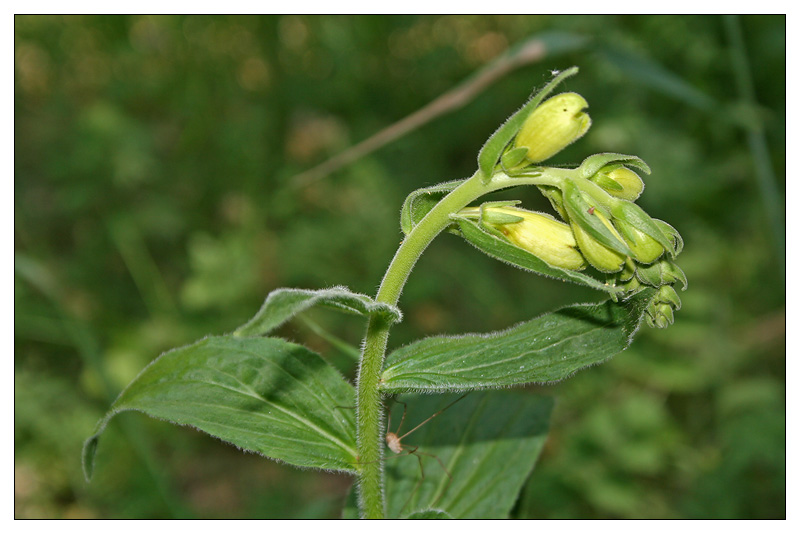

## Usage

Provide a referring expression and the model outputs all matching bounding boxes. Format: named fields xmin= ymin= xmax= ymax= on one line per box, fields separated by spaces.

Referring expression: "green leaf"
xmin=405 ymin=510 xmax=453 ymax=519
xmin=83 ymin=336 xmax=358 ymax=479
xmin=234 ymin=286 xmax=401 ymax=338
xmin=384 ymin=392 xmax=552 ymax=518
xmin=453 ymin=215 xmax=616 ymax=294
xmin=578 ymin=152 xmax=652 ymax=178
xmin=477 ymin=67 xmax=579 ymax=180
xmin=380 ymin=288 xmax=656 ymax=394
xmin=400 ymin=179 xmax=466 ymax=235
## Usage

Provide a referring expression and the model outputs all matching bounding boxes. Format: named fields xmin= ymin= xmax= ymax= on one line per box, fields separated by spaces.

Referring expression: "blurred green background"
xmin=14 ymin=15 xmax=785 ymax=519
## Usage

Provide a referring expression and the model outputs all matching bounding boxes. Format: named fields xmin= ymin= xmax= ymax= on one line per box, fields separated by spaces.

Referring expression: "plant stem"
xmin=354 ymin=169 xmax=562 ymax=518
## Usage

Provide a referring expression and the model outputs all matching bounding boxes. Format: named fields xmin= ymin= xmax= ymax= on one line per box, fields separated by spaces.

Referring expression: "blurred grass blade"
xmin=723 ymin=15 xmax=785 ymax=273
xmin=83 ymin=335 xmax=358 ymax=479
xmin=234 ymin=286 xmax=402 ymax=338
xmin=299 ymin=315 xmax=361 ymax=362
xmin=381 ymin=289 xmax=655 ymax=394
xmin=384 ymin=392 xmax=553 ymax=518
xmin=453 ymin=215 xmax=616 ymax=294
xmin=290 ymin=31 xmax=588 ymax=188
xmin=598 ymin=44 xmax=716 ymax=111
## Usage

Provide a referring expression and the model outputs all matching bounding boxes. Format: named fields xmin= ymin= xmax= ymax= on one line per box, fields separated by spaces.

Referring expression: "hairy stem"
xmin=354 ymin=168 xmax=563 ymax=517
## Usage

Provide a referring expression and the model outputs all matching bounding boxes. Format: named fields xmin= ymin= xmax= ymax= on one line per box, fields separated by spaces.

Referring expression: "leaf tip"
xmin=81 ymin=435 xmax=99 ymax=481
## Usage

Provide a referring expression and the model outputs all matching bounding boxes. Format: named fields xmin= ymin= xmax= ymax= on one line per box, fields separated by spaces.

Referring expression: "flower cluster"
xmin=468 ymin=92 xmax=686 ymax=328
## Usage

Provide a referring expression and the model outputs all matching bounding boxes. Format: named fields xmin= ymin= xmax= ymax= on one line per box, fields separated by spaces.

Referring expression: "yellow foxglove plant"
xmin=84 ymin=67 xmax=686 ymax=520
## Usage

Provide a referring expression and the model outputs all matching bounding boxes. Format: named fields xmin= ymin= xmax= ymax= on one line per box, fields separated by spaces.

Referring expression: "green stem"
xmin=354 ymin=168 xmax=562 ymax=518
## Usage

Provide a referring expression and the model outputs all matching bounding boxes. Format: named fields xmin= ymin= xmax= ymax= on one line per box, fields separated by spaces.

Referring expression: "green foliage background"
xmin=15 ymin=15 xmax=785 ymax=518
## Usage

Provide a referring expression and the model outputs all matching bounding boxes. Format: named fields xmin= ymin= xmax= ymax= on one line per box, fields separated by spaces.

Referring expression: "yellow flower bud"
xmin=606 ymin=167 xmax=645 ymax=201
xmin=481 ymin=207 xmax=587 ymax=271
xmin=570 ymin=220 xmax=626 ymax=273
xmin=514 ymin=92 xmax=591 ymax=163
xmin=614 ymin=219 xmax=664 ymax=264
xmin=591 ymin=166 xmax=645 ymax=201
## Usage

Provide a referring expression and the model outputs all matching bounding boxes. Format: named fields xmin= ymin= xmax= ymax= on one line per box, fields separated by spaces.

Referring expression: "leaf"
xmin=234 ymin=286 xmax=401 ymax=338
xmin=405 ymin=510 xmax=453 ymax=519
xmin=453 ymin=215 xmax=616 ymax=294
xmin=380 ymin=288 xmax=656 ymax=394
xmin=384 ymin=391 xmax=553 ymax=518
xmin=477 ymin=67 xmax=579 ymax=180
xmin=400 ymin=179 xmax=466 ymax=235
xmin=83 ymin=336 xmax=358 ymax=479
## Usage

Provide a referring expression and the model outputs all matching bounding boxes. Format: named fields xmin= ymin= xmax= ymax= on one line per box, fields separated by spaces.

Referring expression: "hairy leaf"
xmin=380 ymin=289 xmax=655 ymax=393
xmin=400 ymin=179 xmax=466 ymax=235
xmin=234 ymin=286 xmax=401 ymax=338
xmin=384 ymin=392 xmax=552 ymax=518
xmin=453 ymin=215 xmax=617 ymax=294
xmin=83 ymin=336 xmax=358 ymax=479
xmin=405 ymin=510 xmax=453 ymax=519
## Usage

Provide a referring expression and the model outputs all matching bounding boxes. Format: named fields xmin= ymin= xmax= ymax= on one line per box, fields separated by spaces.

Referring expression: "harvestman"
xmin=384 ymin=393 xmax=469 ymax=512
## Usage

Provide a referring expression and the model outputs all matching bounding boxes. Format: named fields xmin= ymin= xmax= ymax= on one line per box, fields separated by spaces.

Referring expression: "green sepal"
xmin=537 ymin=185 xmax=568 ymax=220
xmin=635 ymin=258 xmax=688 ymax=290
xmin=400 ymin=179 xmax=466 ymax=235
xmin=654 ymin=219 xmax=684 ymax=256
xmin=500 ymin=146 xmax=530 ymax=170
xmin=477 ymin=67 xmax=579 ymax=181
xmin=657 ymin=284 xmax=682 ymax=310
xmin=234 ymin=286 xmax=402 ymax=338
xmin=562 ymin=179 xmax=634 ymax=257
xmin=592 ymin=172 xmax=626 ymax=192
xmin=578 ymin=153 xmax=652 ymax=179
xmin=479 ymin=203 xmax=525 ymax=225
xmin=452 ymin=215 xmax=617 ymax=294
xmin=609 ymin=201 xmax=675 ymax=257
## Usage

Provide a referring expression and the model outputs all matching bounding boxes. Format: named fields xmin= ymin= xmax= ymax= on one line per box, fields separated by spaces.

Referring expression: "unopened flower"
xmin=515 ymin=92 xmax=591 ymax=163
xmin=590 ymin=166 xmax=645 ymax=201
xmin=644 ymin=284 xmax=683 ymax=328
xmin=475 ymin=206 xmax=587 ymax=271
xmin=570 ymin=219 xmax=627 ymax=273
xmin=614 ymin=219 xmax=664 ymax=264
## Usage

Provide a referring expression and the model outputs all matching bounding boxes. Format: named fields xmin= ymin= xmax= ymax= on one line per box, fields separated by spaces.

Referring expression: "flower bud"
xmin=590 ymin=166 xmax=645 ymax=201
xmin=647 ymin=302 xmax=675 ymax=329
xmin=614 ymin=219 xmax=664 ymax=264
xmin=478 ymin=206 xmax=587 ymax=271
xmin=657 ymin=284 xmax=682 ymax=310
xmin=570 ymin=219 xmax=626 ymax=273
xmin=636 ymin=258 xmax=688 ymax=290
xmin=514 ymin=92 xmax=591 ymax=163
